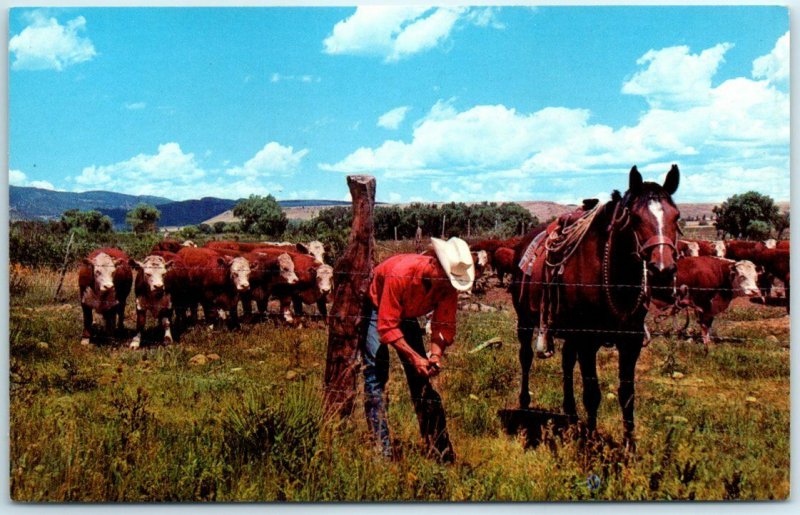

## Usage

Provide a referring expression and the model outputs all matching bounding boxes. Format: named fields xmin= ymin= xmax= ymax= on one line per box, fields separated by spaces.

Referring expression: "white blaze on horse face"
xmin=648 ymin=200 xmax=666 ymax=269
xmin=733 ymin=260 xmax=760 ymax=296
xmin=278 ymin=253 xmax=299 ymax=284
xmin=230 ymin=257 xmax=251 ymax=291
xmin=92 ymin=253 xmax=117 ymax=292
xmin=316 ymin=264 xmax=334 ymax=295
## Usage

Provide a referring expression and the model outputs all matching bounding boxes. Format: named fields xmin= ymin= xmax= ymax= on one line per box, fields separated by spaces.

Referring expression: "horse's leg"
xmin=577 ymin=343 xmax=601 ymax=434
xmin=518 ymin=321 xmax=534 ymax=409
xmin=562 ymin=338 xmax=578 ymax=422
xmin=618 ymin=341 xmax=642 ymax=451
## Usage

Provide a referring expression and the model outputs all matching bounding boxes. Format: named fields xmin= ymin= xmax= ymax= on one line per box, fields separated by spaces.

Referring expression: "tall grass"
xmin=9 ymin=267 xmax=790 ymax=501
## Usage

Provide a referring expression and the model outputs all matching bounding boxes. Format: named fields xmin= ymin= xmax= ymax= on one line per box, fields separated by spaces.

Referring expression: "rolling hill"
xmin=9 ymin=185 xmax=171 ymax=220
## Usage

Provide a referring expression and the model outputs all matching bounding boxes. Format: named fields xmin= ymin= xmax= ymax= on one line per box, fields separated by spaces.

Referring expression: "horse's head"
xmin=616 ymin=165 xmax=681 ymax=281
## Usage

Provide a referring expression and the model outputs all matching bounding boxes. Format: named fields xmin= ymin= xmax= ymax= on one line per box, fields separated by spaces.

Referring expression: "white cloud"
xmin=270 ymin=72 xmax=321 ymax=83
xmin=9 ymin=169 xmax=27 ymax=185
xmin=622 ymin=43 xmax=733 ymax=108
xmin=226 ymin=142 xmax=309 ymax=178
xmin=9 ymin=169 xmax=56 ymax=190
xmin=322 ymin=35 xmax=789 ymax=202
xmin=124 ymin=102 xmax=146 ymax=110
xmin=752 ymin=31 xmax=789 ymax=85
xmin=72 ymin=141 xmax=308 ymax=200
xmin=323 ymin=6 xmax=502 ymax=62
xmin=9 ymin=12 xmax=96 ymax=71
xmin=377 ymin=106 xmax=411 ymax=130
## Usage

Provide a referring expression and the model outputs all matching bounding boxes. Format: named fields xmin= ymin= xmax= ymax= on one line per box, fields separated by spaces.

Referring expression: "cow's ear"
xmin=129 ymin=258 xmax=143 ymax=271
xmin=83 ymin=258 xmax=93 ymax=266
xmin=165 ymin=260 xmax=174 ymax=270
xmin=249 ymin=260 xmax=259 ymax=271
xmin=220 ymin=255 xmax=234 ymax=266
xmin=112 ymin=257 xmax=125 ymax=268
xmin=629 ymin=165 xmax=643 ymax=192
xmin=295 ymin=243 xmax=309 ymax=254
xmin=663 ymin=164 xmax=680 ymax=195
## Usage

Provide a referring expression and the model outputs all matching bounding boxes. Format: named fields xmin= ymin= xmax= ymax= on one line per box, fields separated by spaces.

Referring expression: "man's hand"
xmin=428 ymin=353 xmax=442 ymax=377
xmin=410 ymin=354 xmax=431 ymax=378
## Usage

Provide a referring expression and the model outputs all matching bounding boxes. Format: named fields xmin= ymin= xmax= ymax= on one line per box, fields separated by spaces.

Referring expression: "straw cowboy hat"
xmin=431 ymin=237 xmax=474 ymax=292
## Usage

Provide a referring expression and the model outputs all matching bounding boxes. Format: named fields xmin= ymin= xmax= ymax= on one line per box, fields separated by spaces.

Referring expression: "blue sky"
xmin=8 ymin=6 xmax=790 ymax=204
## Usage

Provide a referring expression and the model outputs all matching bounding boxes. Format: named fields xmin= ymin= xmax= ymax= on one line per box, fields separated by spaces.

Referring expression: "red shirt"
xmin=368 ymin=254 xmax=458 ymax=347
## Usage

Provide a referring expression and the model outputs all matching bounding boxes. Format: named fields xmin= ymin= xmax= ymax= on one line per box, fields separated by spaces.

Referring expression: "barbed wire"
xmin=9 ymin=260 xmax=789 ymax=293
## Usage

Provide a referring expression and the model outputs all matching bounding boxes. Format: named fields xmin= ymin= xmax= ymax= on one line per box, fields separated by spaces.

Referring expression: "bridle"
xmin=603 ymin=199 xmax=678 ymax=321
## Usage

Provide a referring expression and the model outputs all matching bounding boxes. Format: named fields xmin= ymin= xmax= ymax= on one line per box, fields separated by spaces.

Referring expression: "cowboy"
xmin=362 ymin=237 xmax=475 ymax=463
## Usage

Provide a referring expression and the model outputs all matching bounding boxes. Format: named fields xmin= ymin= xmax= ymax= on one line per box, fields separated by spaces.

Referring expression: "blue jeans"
xmin=362 ymin=306 xmax=455 ymax=462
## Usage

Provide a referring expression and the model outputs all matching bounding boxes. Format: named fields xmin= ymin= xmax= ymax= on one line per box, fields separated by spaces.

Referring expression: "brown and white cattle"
xmin=176 ymin=247 xmax=251 ymax=329
xmin=237 ymin=250 xmax=299 ymax=320
xmin=493 ymin=247 xmax=516 ymax=286
xmin=78 ymin=248 xmax=133 ymax=345
xmin=270 ymin=252 xmax=330 ymax=325
xmin=129 ymin=255 xmax=175 ymax=348
xmin=677 ymin=240 xmax=700 ymax=257
xmin=653 ymin=256 xmax=760 ymax=349
xmin=752 ymin=248 xmax=790 ymax=312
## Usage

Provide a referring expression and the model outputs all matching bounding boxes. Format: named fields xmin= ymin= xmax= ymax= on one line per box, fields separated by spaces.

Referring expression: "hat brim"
xmin=431 ymin=237 xmax=474 ymax=292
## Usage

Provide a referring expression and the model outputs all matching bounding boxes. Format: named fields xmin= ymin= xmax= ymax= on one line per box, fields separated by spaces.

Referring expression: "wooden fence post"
xmin=323 ymin=175 xmax=376 ymax=417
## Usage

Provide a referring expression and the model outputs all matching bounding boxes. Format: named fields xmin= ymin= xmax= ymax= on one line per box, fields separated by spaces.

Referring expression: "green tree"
xmin=233 ymin=194 xmax=288 ymax=236
xmin=60 ymin=209 xmax=114 ymax=233
xmin=775 ymin=211 xmax=790 ymax=239
xmin=179 ymin=225 xmax=200 ymax=240
xmin=126 ymin=204 xmax=161 ymax=234
xmin=213 ymin=221 xmax=227 ymax=234
xmin=713 ymin=192 xmax=780 ymax=239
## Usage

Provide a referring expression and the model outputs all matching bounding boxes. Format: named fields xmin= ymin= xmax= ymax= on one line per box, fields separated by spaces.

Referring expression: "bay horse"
xmin=510 ymin=165 xmax=681 ymax=449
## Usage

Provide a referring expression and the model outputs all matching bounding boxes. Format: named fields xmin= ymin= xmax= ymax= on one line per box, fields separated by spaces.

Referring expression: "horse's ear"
xmin=663 ymin=164 xmax=680 ymax=195
xmin=628 ymin=166 xmax=643 ymax=192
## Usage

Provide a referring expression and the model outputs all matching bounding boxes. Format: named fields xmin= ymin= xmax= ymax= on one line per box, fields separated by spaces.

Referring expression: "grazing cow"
xmin=176 ymin=247 xmax=251 ymax=329
xmin=152 ymin=239 xmax=197 ymax=253
xmin=677 ymin=240 xmax=700 ymax=257
xmin=206 ymin=240 xmax=313 ymax=257
xmin=78 ymin=248 xmax=133 ymax=345
xmin=259 ymin=240 xmax=325 ymax=263
xmin=493 ymin=247 xmax=516 ymax=286
xmin=764 ymin=238 xmax=777 ymax=249
xmin=129 ymin=255 xmax=175 ymax=348
xmin=653 ymin=256 xmax=760 ymax=349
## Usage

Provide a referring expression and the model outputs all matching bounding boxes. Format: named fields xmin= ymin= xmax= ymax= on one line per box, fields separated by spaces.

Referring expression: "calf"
xmin=129 ymin=255 xmax=175 ymax=348
xmin=289 ymin=264 xmax=335 ymax=323
xmin=176 ymin=247 xmax=251 ymax=329
xmin=653 ymin=256 xmax=760 ymax=349
xmin=241 ymin=251 xmax=299 ymax=320
xmin=752 ymin=248 xmax=790 ymax=312
xmin=78 ymin=248 xmax=133 ymax=345
xmin=677 ymin=240 xmax=700 ymax=257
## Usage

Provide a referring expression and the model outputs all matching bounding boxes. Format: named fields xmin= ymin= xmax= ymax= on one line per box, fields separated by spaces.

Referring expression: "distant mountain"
xmin=99 ymin=197 xmax=240 ymax=229
xmin=9 ymin=185 xmax=172 ymax=220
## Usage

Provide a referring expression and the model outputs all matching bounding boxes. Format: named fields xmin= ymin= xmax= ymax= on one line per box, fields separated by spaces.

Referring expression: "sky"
xmin=7 ymin=5 xmax=790 ymax=204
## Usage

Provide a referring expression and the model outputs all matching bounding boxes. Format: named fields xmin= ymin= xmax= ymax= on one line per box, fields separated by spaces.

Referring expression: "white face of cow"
xmin=91 ymin=252 xmax=117 ymax=293
xmin=135 ymin=255 xmax=171 ymax=294
xmin=277 ymin=253 xmax=299 ymax=284
xmin=764 ymin=239 xmax=777 ymax=249
xmin=229 ymin=256 xmax=251 ymax=292
xmin=307 ymin=240 xmax=326 ymax=264
xmin=713 ymin=240 xmax=726 ymax=257
xmin=182 ymin=240 xmax=197 ymax=247
xmin=732 ymin=260 xmax=759 ymax=296
xmin=316 ymin=264 xmax=334 ymax=295
xmin=686 ymin=242 xmax=700 ymax=257
xmin=475 ymin=250 xmax=489 ymax=268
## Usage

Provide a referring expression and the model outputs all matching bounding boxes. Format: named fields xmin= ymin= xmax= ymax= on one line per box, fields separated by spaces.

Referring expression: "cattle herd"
xmin=79 ymin=238 xmax=332 ymax=347
xmin=78 ymin=231 xmax=789 ymax=351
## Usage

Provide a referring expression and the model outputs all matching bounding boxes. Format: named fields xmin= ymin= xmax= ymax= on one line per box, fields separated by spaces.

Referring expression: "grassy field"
xmin=9 ymin=257 xmax=790 ymax=501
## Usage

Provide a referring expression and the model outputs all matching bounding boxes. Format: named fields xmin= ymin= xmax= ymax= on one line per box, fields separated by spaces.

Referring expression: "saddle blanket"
xmin=518 ymin=229 xmax=549 ymax=276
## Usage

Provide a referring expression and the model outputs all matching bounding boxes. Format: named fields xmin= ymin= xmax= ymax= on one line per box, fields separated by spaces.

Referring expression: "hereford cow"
xmin=152 ymin=239 xmax=196 ymax=253
xmin=653 ymin=256 xmax=760 ymax=349
xmin=269 ymin=252 xmax=328 ymax=324
xmin=176 ymin=247 xmax=251 ymax=329
xmin=129 ymin=254 xmax=175 ymax=348
xmin=284 ymin=264 xmax=335 ymax=323
xmin=493 ymin=247 xmax=516 ymax=286
xmin=677 ymin=240 xmax=700 ymax=257
xmin=752 ymin=248 xmax=790 ymax=312
xmin=724 ymin=240 xmax=764 ymax=261
xmin=78 ymin=248 xmax=133 ymax=345
xmin=237 ymin=251 xmax=299 ymax=321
